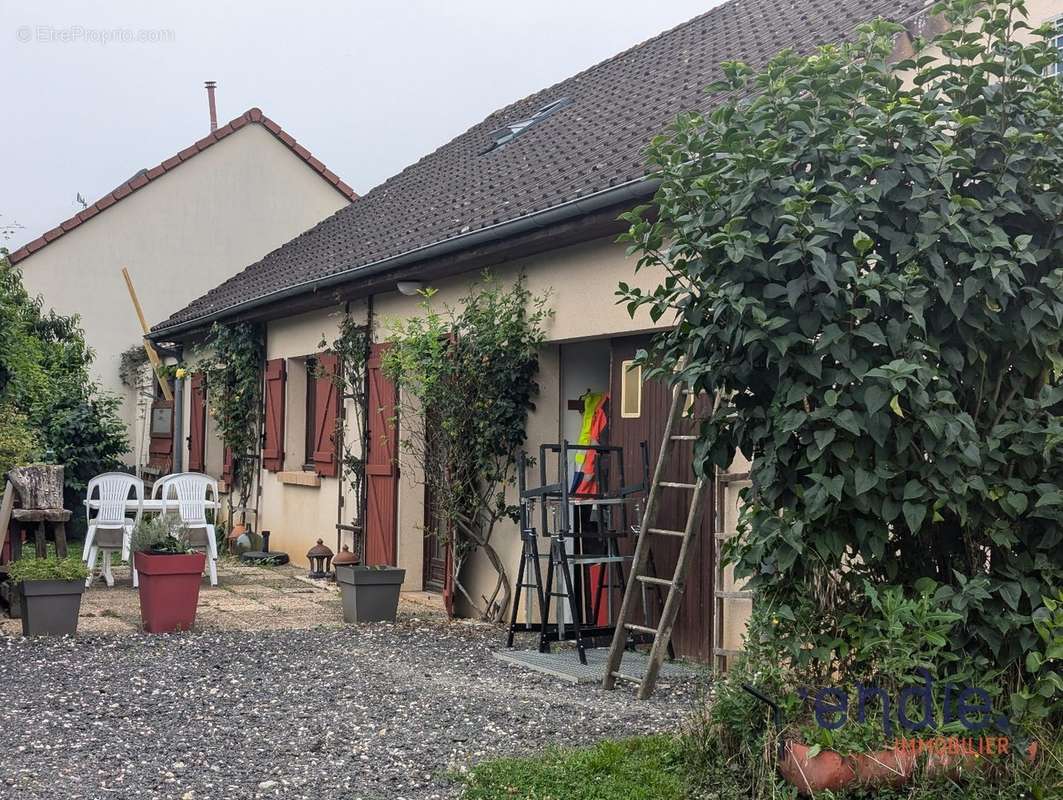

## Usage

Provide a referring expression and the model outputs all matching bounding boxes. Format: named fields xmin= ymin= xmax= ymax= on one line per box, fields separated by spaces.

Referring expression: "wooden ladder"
xmin=602 ymin=381 xmax=708 ymax=700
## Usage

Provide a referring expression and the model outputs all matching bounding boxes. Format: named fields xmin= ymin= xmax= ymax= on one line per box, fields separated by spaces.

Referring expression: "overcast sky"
xmin=2 ymin=0 xmax=720 ymax=250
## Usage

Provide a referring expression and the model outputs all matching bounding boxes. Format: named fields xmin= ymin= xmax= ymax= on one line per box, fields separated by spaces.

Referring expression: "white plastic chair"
xmin=150 ymin=473 xmax=182 ymax=501
xmin=157 ymin=472 xmax=220 ymax=586
xmin=83 ymin=472 xmax=144 ymax=588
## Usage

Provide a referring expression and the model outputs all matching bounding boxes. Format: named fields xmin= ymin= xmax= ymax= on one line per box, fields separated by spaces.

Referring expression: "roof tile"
xmin=160 ymin=0 xmax=928 ymax=332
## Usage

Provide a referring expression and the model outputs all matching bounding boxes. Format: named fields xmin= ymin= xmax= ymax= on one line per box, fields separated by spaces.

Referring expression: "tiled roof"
xmin=157 ymin=0 xmax=929 ymax=333
xmin=9 ymin=108 xmax=358 ymax=265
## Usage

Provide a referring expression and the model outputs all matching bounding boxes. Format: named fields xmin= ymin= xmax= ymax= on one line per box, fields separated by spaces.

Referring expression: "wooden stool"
xmin=9 ymin=508 xmax=72 ymax=561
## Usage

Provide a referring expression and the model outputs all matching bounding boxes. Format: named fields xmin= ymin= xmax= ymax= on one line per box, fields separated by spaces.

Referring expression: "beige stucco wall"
xmin=245 ymin=304 xmax=369 ymax=566
xmin=897 ymin=0 xmax=1062 ymax=68
xmin=17 ymin=123 xmax=352 ymax=464
xmin=373 ymin=236 xmax=671 ymax=608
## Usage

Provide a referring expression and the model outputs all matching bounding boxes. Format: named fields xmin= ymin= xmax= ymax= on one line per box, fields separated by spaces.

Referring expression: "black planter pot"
xmin=19 ymin=579 xmax=85 ymax=636
xmin=336 ymin=565 xmax=406 ymax=623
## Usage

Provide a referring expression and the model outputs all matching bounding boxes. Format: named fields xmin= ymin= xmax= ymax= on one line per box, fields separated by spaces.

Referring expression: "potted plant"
xmin=7 ymin=555 xmax=88 ymax=636
xmin=132 ymin=515 xmax=206 ymax=633
xmin=336 ymin=561 xmax=406 ymax=624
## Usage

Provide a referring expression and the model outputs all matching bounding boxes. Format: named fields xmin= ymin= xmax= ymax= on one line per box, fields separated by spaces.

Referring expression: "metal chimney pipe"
xmin=205 ymin=81 xmax=218 ymax=132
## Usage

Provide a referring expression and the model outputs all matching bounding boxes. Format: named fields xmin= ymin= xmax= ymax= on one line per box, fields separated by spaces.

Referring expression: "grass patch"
xmin=458 ymin=735 xmax=684 ymax=800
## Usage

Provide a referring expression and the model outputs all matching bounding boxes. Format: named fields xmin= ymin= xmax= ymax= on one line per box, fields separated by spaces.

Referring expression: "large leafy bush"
xmin=0 ymin=252 xmax=127 ymax=508
xmin=621 ymin=0 xmax=1062 ymax=725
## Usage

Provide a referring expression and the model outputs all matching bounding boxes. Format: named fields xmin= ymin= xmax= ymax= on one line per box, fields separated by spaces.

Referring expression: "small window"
xmin=620 ymin=360 xmax=642 ymax=419
xmin=150 ymin=406 xmax=173 ymax=436
xmin=304 ymin=357 xmax=318 ymax=470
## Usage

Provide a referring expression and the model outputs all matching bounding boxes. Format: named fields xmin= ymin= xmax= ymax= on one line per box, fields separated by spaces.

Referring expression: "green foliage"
xmin=318 ymin=313 xmax=370 ymax=524
xmin=130 ymin=514 xmax=194 ymax=554
xmin=37 ymin=393 xmax=129 ymax=493
xmin=383 ymin=274 xmax=550 ymax=621
xmin=459 ymin=736 xmax=684 ymax=800
xmin=118 ymin=345 xmax=150 ymax=389
xmin=685 ymin=665 xmax=1063 ymax=799
xmin=196 ymin=322 xmax=263 ymax=510
xmin=0 ymin=404 xmax=39 ymax=476
xmin=6 ymin=554 xmax=88 ymax=584
xmin=0 ymin=252 xmax=127 ymax=513
xmin=620 ymin=0 xmax=1063 ymax=725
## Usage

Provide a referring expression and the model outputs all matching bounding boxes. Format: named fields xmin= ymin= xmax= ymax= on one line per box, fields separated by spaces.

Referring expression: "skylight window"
xmin=480 ymin=97 xmax=573 ymax=154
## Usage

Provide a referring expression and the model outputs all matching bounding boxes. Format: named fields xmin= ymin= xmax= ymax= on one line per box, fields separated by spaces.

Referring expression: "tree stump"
xmin=7 ymin=465 xmax=65 ymax=511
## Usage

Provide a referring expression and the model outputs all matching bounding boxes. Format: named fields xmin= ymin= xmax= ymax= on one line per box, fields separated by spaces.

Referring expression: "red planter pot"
xmin=134 ymin=551 xmax=206 ymax=633
xmin=780 ymin=740 xmax=1039 ymax=796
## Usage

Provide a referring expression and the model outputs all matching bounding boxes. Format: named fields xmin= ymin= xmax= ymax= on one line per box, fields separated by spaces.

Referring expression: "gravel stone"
xmin=0 ymin=615 xmax=698 ymax=799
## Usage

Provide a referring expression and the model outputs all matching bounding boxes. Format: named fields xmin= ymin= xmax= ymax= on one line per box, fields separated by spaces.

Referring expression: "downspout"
xmin=172 ymin=347 xmax=184 ymax=473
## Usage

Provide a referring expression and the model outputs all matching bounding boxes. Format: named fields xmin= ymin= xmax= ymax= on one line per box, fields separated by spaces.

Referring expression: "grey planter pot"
xmin=336 ymin=565 xmax=406 ymax=623
xmin=19 ymin=579 xmax=85 ymax=636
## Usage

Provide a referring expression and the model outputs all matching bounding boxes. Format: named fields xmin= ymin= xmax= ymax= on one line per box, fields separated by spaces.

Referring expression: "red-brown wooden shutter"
xmin=222 ymin=446 xmax=234 ymax=483
xmin=262 ymin=358 xmax=286 ymax=472
xmin=311 ymin=352 xmax=340 ymax=477
xmin=365 ymin=344 xmax=399 ymax=566
xmin=187 ymin=372 xmax=207 ymax=472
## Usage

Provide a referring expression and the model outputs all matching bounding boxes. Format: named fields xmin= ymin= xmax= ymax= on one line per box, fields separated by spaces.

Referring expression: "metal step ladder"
xmin=602 ymin=380 xmax=708 ymax=699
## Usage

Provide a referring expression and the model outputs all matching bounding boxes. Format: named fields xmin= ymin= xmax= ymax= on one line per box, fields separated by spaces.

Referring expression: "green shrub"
xmin=130 ymin=514 xmax=194 ymax=554
xmin=0 ymin=252 xmax=127 ymax=514
xmin=7 ymin=555 xmax=88 ymax=584
xmin=621 ymin=0 xmax=1062 ymax=729
xmin=0 ymin=404 xmax=38 ymax=476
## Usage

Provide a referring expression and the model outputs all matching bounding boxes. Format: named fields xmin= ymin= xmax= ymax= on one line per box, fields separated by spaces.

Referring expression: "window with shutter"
xmin=262 ymin=358 xmax=286 ymax=472
xmin=311 ymin=352 xmax=340 ymax=477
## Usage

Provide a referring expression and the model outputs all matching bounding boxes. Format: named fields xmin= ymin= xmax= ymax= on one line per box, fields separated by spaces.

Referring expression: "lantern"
xmin=306 ymin=539 xmax=334 ymax=578
xmin=333 ymin=544 xmax=359 ymax=568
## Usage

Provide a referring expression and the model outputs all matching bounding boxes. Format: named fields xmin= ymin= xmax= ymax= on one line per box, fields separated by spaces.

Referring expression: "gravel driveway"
xmin=0 ymin=614 xmax=699 ymax=799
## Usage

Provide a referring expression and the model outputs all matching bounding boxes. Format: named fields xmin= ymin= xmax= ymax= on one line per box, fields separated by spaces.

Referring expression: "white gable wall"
xmin=17 ymin=123 xmax=351 ymax=461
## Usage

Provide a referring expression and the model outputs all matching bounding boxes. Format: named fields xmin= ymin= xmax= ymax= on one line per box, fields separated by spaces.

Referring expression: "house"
xmin=10 ymin=98 xmax=357 ymax=475
xmin=149 ymin=0 xmax=1063 ymax=662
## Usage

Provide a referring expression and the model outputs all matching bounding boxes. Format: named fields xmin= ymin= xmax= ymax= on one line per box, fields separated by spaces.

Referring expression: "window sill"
xmin=277 ymin=471 xmax=321 ymax=488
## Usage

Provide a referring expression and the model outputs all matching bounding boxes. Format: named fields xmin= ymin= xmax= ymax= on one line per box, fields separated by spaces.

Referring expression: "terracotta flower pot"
xmin=780 ymin=739 xmax=1038 ymax=795
xmin=779 ymin=742 xmax=858 ymax=794
xmin=134 ymin=551 xmax=206 ymax=633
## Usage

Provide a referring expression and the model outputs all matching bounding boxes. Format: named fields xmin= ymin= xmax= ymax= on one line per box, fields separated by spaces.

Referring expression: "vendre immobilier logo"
xmin=799 ymin=668 xmax=1015 ymax=755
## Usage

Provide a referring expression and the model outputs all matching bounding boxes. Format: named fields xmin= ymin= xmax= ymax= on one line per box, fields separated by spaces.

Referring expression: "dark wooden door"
xmin=187 ymin=373 xmax=207 ymax=472
xmin=610 ymin=335 xmax=716 ymax=663
xmin=365 ymin=343 xmax=398 ymax=566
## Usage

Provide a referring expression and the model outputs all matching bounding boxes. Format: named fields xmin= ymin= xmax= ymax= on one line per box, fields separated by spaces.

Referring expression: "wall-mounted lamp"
xmin=396 ymin=280 xmax=425 ymax=296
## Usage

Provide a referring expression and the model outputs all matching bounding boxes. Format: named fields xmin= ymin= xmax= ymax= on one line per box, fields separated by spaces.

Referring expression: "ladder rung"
xmin=647 ymin=527 xmax=685 ymax=537
xmin=718 ymin=472 xmax=751 ymax=485
xmin=715 ymin=647 xmax=744 ymax=658
xmin=624 ymin=623 xmax=659 ymax=636
xmin=610 ymin=670 xmax=642 ymax=684
xmin=715 ymin=590 xmax=753 ymax=600
xmin=660 ymin=481 xmax=698 ymax=489
xmin=636 ymin=575 xmax=673 ymax=587
xmin=569 ymin=556 xmax=627 ymax=565
xmin=713 ymin=532 xmax=734 ymax=541
xmin=670 ymin=435 xmax=697 ymax=441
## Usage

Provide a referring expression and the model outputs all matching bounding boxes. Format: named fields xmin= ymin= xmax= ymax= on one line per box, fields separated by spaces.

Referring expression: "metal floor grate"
xmin=493 ymin=647 xmax=702 ymax=685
